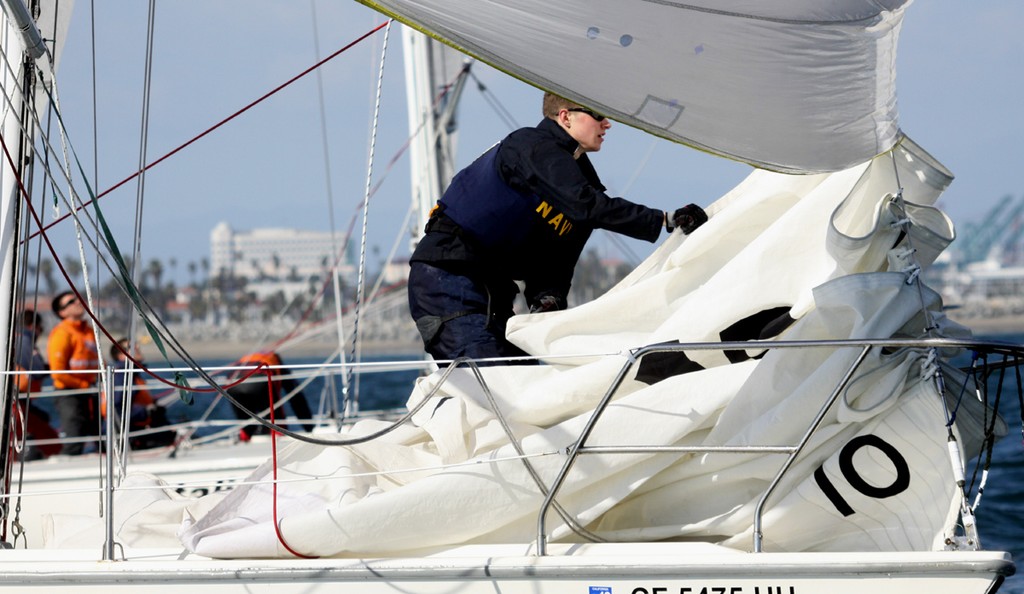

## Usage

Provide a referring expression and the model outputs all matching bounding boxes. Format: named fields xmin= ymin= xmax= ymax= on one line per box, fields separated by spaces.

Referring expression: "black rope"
xmin=966 ymin=354 xmax=1004 ymax=497
xmin=948 ymin=351 xmax=978 ymax=428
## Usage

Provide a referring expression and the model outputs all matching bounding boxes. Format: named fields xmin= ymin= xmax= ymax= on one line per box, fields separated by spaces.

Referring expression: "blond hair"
xmin=542 ymin=92 xmax=579 ymax=119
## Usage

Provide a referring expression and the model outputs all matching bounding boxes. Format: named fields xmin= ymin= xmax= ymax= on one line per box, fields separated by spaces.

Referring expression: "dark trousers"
xmin=407 ymin=261 xmax=532 ymax=366
xmin=55 ymin=392 xmax=99 ymax=456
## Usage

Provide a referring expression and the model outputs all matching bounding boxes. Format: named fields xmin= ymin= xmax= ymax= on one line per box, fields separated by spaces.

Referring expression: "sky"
xmin=37 ymin=1 xmax=1024 ymax=287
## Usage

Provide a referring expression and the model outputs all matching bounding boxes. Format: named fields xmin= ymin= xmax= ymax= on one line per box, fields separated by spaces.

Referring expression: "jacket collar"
xmin=537 ymin=117 xmax=579 ymax=154
xmin=536 ymin=117 xmax=605 ymax=191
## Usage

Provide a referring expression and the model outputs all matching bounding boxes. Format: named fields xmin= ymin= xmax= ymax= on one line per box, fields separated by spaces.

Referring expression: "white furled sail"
xmin=357 ymin=0 xmax=910 ymax=173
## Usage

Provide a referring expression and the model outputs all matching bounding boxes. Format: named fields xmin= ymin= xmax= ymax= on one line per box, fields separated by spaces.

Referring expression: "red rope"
xmin=0 ymin=131 xmax=263 ymax=396
xmin=5 ymin=20 xmax=402 ymax=399
xmin=2 ymin=21 xmax=395 ymax=396
xmin=26 ymin=20 xmax=391 ymax=243
xmin=264 ymin=367 xmax=319 ymax=559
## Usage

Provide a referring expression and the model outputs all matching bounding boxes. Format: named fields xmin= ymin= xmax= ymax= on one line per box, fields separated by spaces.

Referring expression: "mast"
xmin=0 ymin=0 xmax=43 ymax=544
xmin=400 ymin=27 xmax=470 ymax=247
xmin=0 ymin=0 xmax=70 ymax=543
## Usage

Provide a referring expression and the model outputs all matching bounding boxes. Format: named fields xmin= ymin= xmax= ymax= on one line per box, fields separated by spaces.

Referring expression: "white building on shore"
xmin=210 ymin=222 xmax=355 ymax=298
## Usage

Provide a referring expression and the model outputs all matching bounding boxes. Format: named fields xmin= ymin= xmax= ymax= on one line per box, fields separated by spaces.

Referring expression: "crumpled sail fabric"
xmin=154 ymin=137 xmax=992 ymax=559
xmin=356 ymin=0 xmax=910 ymax=173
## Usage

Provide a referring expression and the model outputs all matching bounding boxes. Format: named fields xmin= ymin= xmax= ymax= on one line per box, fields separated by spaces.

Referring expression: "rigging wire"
xmin=467 ymin=70 xmax=519 ymax=130
xmin=309 ymin=0 xmax=350 ymax=425
xmin=6 ymin=32 xmax=313 ymax=423
xmin=4 ymin=119 xmax=448 ymax=448
xmin=10 ymin=21 xmax=412 ymax=432
xmin=347 ymin=19 xmax=393 ymax=418
xmin=89 ymin=0 xmax=99 ymax=188
xmin=33 ymin=48 xmax=116 ymax=508
xmin=1 ymin=109 xmax=291 ymax=422
xmin=2 ymin=22 xmax=47 ymax=543
xmin=178 ymin=61 xmax=472 ymax=382
xmin=886 ymin=148 xmax=979 ymax=543
xmin=4 ymin=15 xmax=419 ymax=440
xmin=114 ymin=0 xmax=160 ymax=478
xmin=598 ymin=138 xmax=660 ymax=266
xmin=3 ymin=21 xmax=382 ymax=369
xmin=25 ymin=20 xmax=391 ymax=244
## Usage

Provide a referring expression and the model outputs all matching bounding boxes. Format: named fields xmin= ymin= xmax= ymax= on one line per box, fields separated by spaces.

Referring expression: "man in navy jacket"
xmin=408 ymin=92 xmax=706 ymax=366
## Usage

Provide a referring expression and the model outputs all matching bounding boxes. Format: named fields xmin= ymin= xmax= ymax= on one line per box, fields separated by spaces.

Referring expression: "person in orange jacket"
xmin=47 ymin=291 xmax=100 ymax=455
xmin=11 ymin=309 xmax=60 ymax=460
xmin=227 ymin=351 xmax=314 ymax=438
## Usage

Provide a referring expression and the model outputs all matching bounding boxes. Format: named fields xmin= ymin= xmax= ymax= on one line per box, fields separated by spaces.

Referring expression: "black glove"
xmin=529 ymin=294 xmax=567 ymax=313
xmin=666 ymin=204 xmax=708 ymax=234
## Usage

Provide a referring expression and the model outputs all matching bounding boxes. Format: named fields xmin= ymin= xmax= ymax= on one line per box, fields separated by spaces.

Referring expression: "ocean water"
xmin=961 ymin=334 xmax=1024 ymax=594
xmin=981 ymin=396 xmax=1023 ymax=594
xmin=156 ymin=354 xmax=421 ymax=436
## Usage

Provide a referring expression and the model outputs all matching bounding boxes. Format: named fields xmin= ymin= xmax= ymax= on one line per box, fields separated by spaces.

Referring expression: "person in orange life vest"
xmin=11 ymin=309 xmax=60 ymax=460
xmin=408 ymin=92 xmax=708 ymax=365
xmin=226 ymin=351 xmax=314 ymax=437
xmin=47 ymin=291 xmax=101 ymax=455
xmin=105 ymin=338 xmax=175 ymax=450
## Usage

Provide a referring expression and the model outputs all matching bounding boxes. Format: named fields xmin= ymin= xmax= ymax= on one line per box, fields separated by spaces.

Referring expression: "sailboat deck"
xmin=0 ymin=544 xmax=1014 ymax=593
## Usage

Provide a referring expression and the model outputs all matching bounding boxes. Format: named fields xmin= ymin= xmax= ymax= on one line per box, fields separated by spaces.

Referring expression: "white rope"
xmin=347 ymin=19 xmax=394 ymax=417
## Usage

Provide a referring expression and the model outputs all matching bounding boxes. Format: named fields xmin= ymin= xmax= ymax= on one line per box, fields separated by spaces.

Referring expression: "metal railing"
xmin=533 ymin=336 xmax=1022 ymax=555
xmin=3 ymin=336 xmax=1019 ymax=560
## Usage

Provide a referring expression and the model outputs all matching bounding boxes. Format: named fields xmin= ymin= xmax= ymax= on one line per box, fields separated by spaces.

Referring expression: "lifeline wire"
xmin=310 ymin=0 xmax=351 ymax=424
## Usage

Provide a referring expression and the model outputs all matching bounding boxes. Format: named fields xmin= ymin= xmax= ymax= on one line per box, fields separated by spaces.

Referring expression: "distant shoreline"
xmin=950 ymin=315 xmax=1024 ymax=341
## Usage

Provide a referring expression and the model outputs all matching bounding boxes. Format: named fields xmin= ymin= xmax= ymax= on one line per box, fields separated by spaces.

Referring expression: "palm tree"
xmin=271 ymin=252 xmax=281 ymax=279
xmin=168 ymin=257 xmax=178 ymax=287
xmin=63 ymin=255 xmax=82 ymax=283
xmin=187 ymin=261 xmax=197 ymax=287
xmin=38 ymin=258 xmax=57 ymax=295
xmin=200 ymin=257 xmax=210 ymax=285
xmin=147 ymin=259 xmax=164 ymax=291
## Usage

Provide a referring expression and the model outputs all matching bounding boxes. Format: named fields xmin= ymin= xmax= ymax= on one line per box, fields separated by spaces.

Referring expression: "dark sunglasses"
xmin=59 ymin=296 xmax=78 ymax=310
xmin=567 ymin=107 xmax=606 ymax=122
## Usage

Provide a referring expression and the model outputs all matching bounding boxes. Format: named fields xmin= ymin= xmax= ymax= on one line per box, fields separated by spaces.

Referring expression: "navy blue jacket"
xmin=411 ymin=117 xmax=663 ymax=308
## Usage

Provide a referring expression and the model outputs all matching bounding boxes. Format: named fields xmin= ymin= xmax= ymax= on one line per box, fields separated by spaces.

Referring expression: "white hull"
xmin=0 ymin=544 xmax=1013 ymax=593
xmin=10 ymin=436 xmax=273 ymax=546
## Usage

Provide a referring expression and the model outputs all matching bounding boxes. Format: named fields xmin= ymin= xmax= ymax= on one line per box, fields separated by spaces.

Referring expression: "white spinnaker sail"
xmin=357 ymin=0 xmax=910 ymax=173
